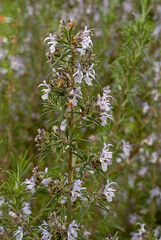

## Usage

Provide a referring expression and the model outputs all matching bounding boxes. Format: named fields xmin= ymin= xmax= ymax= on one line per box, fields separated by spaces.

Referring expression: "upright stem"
xmin=26 ymin=224 xmax=40 ymax=240
xmin=91 ymin=95 xmax=124 ymax=233
xmin=68 ymin=109 xmax=74 ymax=183
xmin=67 ymin=56 xmax=74 ymax=223
xmin=67 ymin=108 xmax=73 ymax=224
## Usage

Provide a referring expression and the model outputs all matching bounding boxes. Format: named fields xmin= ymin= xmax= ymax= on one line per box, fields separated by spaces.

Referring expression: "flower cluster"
xmin=24 ymin=166 xmax=48 ymax=194
xmin=39 ymin=212 xmax=67 ymax=239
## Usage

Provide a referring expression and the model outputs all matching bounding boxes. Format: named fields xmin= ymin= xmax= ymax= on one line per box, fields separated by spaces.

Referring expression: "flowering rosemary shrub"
xmin=0 ymin=21 xmax=118 ymax=240
xmin=0 ymin=0 xmax=161 ymax=239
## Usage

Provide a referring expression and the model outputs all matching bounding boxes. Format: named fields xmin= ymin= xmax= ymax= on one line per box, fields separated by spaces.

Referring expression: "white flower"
xmin=39 ymin=221 xmax=52 ymax=240
xmin=150 ymin=186 xmax=161 ymax=199
xmin=0 ymin=226 xmax=4 ymax=235
xmin=131 ymin=223 xmax=147 ymax=240
xmin=69 ymin=87 xmax=82 ymax=106
xmin=103 ymin=180 xmax=116 ymax=202
xmin=40 ymin=229 xmax=51 ymax=240
xmin=138 ymin=166 xmax=148 ymax=177
xmin=99 ymin=112 xmax=113 ymax=126
xmin=9 ymin=211 xmax=17 ymax=218
xmin=151 ymin=151 xmax=158 ymax=164
xmin=97 ymin=91 xmax=112 ymax=112
xmin=77 ymin=37 xmax=92 ymax=55
xmin=71 ymin=180 xmax=86 ymax=202
xmin=22 ymin=202 xmax=31 ymax=215
xmin=128 ymin=213 xmax=138 ymax=225
xmin=152 ymin=89 xmax=160 ymax=101
xmin=83 ymin=229 xmax=90 ymax=238
xmin=142 ymin=102 xmax=149 ymax=114
xmin=42 ymin=179 xmax=49 ymax=185
xmin=123 ymin=1 xmax=133 ymax=13
xmin=82 ymin=26 xmax=92 ymax=38
xmin=67 ymin=220 xmax=79 ymax=240
xmin=81 ymin=36 xmax=93 ymax=50
xmin=60 ymin=195 xmax=67 ymax=204
xmin=153 ymin=226 xmax=161 ymax=238
xmin=99 ymin=143 xmax=113 ymax=172
xmin=122 ymin=140 xmax=131 ymax=157
xmin=103 ymin=86 xmax=111 ymax=95
xmin=96 ymin=87 xmax=112 ymax=126
xmin=38 ymin=80 xmax=51 ymax=101
xmin=77 ymin=26 xmax=93 ymax=55
xmin=84 ymin=63 xmax=95 ymax=85
xmin=147 ymin=133 xmax=156 ymax=146
xmin=137 ymin=223 xmax=146 ymax=233
xmin=14 ymin=226 xmax=23 ymax=240
xmin=42 ymin=177 xmax=52 ymax=186
xmin=153 ymin=25 xmax=161 ymax=38
xmin=130 ymin=231 xmax=142 ymax=240
xmin=9 ymin=56 xmax=25 ymax=76
xmin=60 ymin=119 xmax=67 ymax=131
xmin=73 ymin=64 xmax=83 ymax=83
xmin=24 ymin=177 xmax=36 ymax=194
xmin=44 ymin=33 xmax=57 ymax=53
xmin=153 ymin=61 xmax=161 ymax=82
xmin=53 ymin=125 xmax=59 ymax=133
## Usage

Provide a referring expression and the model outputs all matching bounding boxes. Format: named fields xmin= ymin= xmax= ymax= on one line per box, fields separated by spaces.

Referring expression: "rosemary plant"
xmin=0 ymin=21 xmax=117 ymax=240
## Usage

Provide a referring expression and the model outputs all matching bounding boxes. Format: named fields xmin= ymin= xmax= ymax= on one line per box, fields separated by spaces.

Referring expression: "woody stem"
xmin=67 ymin=54 xmax=74 ymax=223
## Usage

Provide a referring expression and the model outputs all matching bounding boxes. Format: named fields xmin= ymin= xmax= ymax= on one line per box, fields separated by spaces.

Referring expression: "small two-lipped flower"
xmin=73 ymin=63 xmax=95 ymax=86
xmin=24 ymin=168 xmax=48 ymax=194
xmin=39 ymin=221 xmax=52 ymax=240
xmin=60 ymin=119 xmax=67 ymax=131
xmin=44 ymin=33 xmax=57 ymax=54
xmin=38 ymin=80 xmax=51 ymax=101
xmin=13 ymin=226 xmax=23 ymax=240
xmin=84 ymin=63 xmax=95 ymax=85
xmin=22 ymin=202 xmax=32 ymax=216
xmin=77 ymin=26 xmax=93 ymax=56
xmin=99 ymin=143 xmax=113 ymax=172
xmin=131 ymin=223 xmax=147 ymax=240
xmin=103 ymin=180 xmax=117 ymax=202
xmin=68 ymin=87 xmax=82 ymax=106
xmin=96 ymin=86 xmax=113 ymax=126
xmin=73 ymin=64 xmax=83 ymax=84
xmin=24 ymin=177 xmax=36 ymax=194
xmin=71 ymin=180 xmax=86 ymax=202
xmin=67 ymin=220 xmax=80 ymax=240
